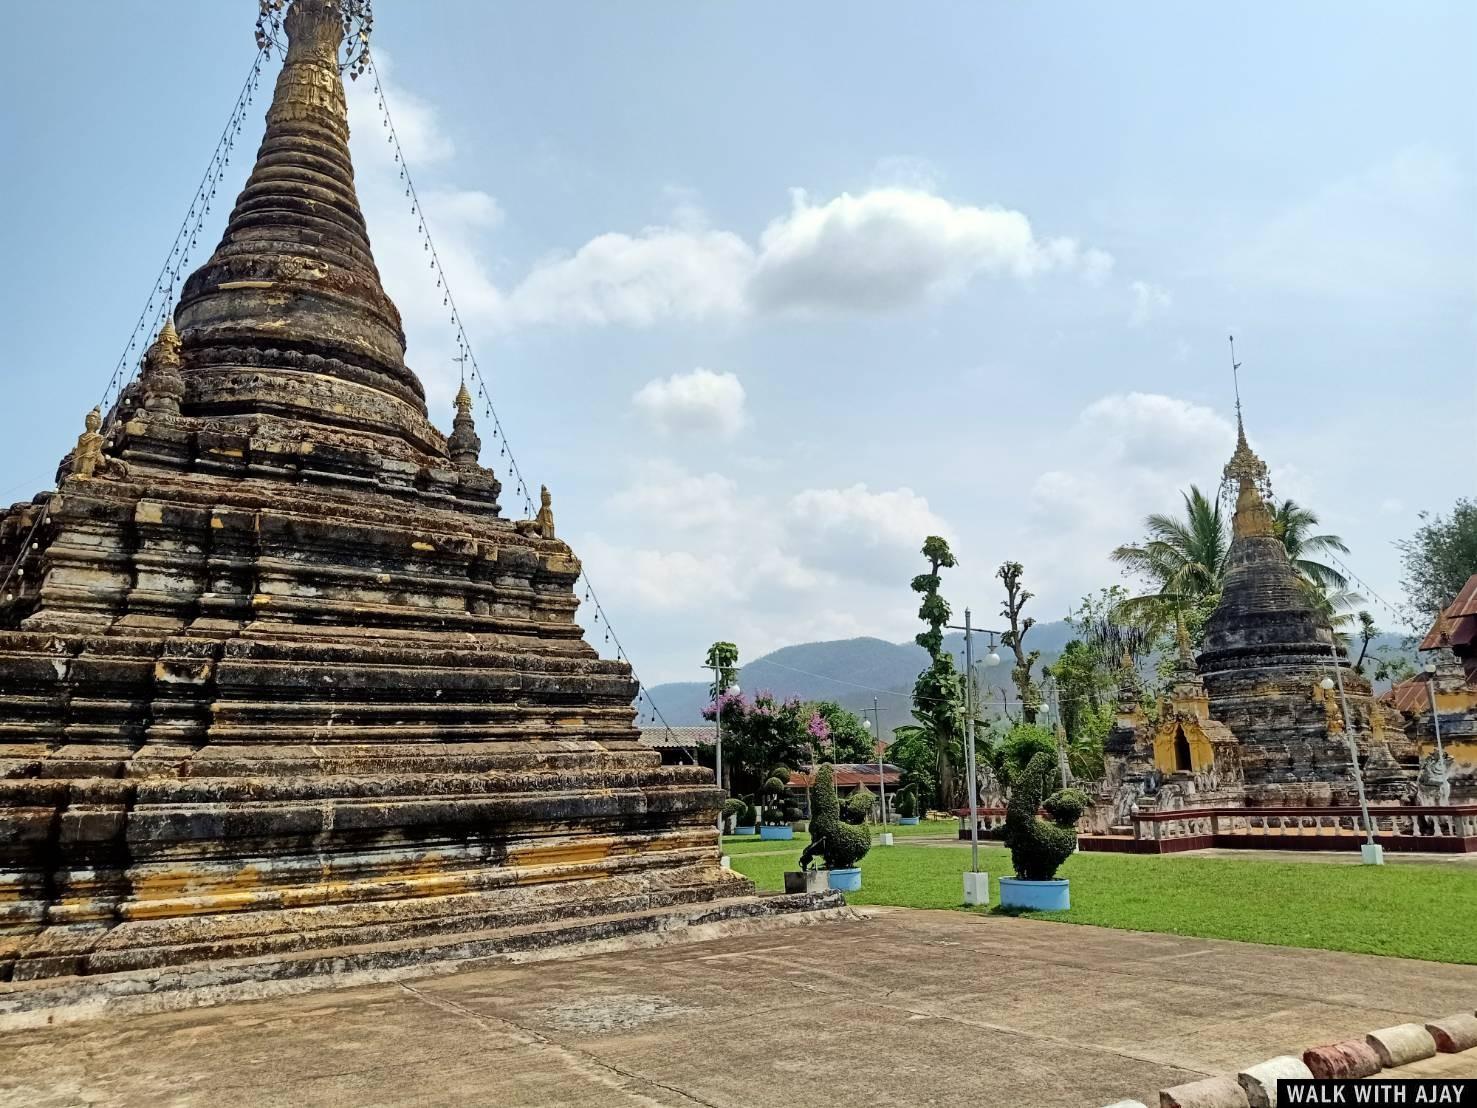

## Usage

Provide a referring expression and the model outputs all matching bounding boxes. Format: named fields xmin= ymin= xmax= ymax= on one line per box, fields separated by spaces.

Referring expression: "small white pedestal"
xmin=720 ymin=855 xmax=731 ymax=870
xmin=880 ymin=832 xmax=894 ymax=846
xmin=963 ymin=871 xmax=990 ymax=906
xmin=1361 ymin=843 xmax=1385 ymax=866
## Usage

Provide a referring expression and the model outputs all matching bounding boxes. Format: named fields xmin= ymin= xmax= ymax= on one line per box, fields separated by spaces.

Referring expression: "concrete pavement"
xmin=2 ymin=906 xmax=1474 ymax=1107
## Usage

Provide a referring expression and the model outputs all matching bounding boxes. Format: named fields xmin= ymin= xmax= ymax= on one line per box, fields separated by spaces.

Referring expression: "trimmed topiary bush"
xmin=842 ymin=785 xmax=874 ymax=825
xmin=800 ymin=764 xmax=871 ymax=871
xmin=1003 ymin=750 xmax=1090 ymax=881
xmin=722 ymin=797 xmax=746 ymax=830
xmin=897 ymin=787 xmax=918 ymax=820
xmin=760 ymin=769 xmax=802 ymax=825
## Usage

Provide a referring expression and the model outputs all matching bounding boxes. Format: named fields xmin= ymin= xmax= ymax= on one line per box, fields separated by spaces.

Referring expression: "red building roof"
xmin=789 ymin=763 xmax=902 ymax=788
xmin=1420 ymin=574 xmax=1477 ymax=652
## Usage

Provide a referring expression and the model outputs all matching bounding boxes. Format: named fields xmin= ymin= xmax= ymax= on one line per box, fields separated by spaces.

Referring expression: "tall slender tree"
xmin=704 ymin=641 xmax=739 ymax=698
xmin=997 ymin=561 xmax=1041 ymax=723
xmin=908 ymin=536 xmax=962 ymax=809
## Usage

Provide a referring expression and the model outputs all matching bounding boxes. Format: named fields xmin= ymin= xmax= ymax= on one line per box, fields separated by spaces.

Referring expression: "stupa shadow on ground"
xmin=4 ymin=907 xmax=1475 ymax=1108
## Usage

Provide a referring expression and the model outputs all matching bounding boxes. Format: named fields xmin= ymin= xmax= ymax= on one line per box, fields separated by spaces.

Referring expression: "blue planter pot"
xmin=998 ymin=877 xmax=1070 ymax=911
xmin=734 ymin=826 xmax=757 ymax=836
xmin=827 ymin=868 xmax=862 ymax=892
xmin=759 ymin=825 xmax=794 ymax=840
xmin=898 ymin=817 xmax=920 ymax=826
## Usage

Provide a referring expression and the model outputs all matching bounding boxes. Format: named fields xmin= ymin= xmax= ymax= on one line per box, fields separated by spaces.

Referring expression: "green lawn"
xmin=730 ymin=841 xmax=1477 ymax=965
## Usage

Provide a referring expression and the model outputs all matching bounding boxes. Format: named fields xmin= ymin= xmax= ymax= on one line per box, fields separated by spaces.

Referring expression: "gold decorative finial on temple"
xmin=1220 ymin=335 xmax=1274 ymax=539
xmin=455 ymin=380 xmax=472 ymax=414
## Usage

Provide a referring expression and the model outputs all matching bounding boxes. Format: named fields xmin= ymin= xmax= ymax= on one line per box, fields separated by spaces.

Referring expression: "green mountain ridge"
xmin=640 ymin=623 xmax=1416 ymax=734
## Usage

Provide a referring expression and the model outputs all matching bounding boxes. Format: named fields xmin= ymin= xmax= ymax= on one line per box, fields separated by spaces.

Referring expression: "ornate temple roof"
xmin=174 ymin=0 xmax=444 ymax=458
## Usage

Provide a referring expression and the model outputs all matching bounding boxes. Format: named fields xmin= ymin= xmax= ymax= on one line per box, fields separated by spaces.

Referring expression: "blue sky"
xmin=3 ymin=2 xmax=1474 ymax=685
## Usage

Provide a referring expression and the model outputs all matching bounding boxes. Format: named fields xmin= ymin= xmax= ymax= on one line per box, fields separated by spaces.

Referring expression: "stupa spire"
xmin=173 ymin=0 xmax=444 ymax=457
xmin=1221 ymin=336 xmax=1274 ymax=539
xmin=447 ymin=380 xmax=481 ymax=466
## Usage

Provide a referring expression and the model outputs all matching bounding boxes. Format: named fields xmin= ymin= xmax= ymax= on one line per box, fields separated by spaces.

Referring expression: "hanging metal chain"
xmin=100 ymin=48 xmax=270 ymax=412
xmin=370 ymin=54 xmax=678 ymax=744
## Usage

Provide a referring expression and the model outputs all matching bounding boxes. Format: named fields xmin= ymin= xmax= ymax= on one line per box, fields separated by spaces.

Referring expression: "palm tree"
xmin=1269 ymin=498 xmax=1351 ymax=592
xmin=1110 ymin=486 xmax=1228 ymax=624
xmin=1113 ymin=489 xmax=1359 ymax=632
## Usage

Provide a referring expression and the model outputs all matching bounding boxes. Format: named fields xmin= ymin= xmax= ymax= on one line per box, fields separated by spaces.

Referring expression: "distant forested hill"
xmin=639 ymin=624 xmax=1416 ymax=735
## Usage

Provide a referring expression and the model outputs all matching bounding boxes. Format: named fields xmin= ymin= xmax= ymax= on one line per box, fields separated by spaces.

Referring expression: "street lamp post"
xmin=1320 ymin=641 xmax=1382 ymax=865
xmin=947 ymin=611 xmax=1005 ymax=906
xmin=861 ymin=698 xmax=889 ymax=842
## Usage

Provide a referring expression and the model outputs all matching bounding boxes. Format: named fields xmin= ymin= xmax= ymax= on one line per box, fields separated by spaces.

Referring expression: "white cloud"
xmin=1128 ymin=280 xmax=1172 ymax=326
xmin=749 ymin=188 xmax=1114 ymax=314
xmin=579 ymin=463 xmax=953 ymax=674
xmin=351 ymin=61 xmax=1130 ymax=334
xmin=788 ymin=484 xmax=953 ymax=582
xmin=1226 ymin=147 xmax=1475 ymax=300
xmin=608 ymin=460 xmax=744 ymax=529
xmin=345 ymin=52 xmax=506 ymax=414
xmin=632 ymin=369 xmax=748 ymax=438
xmin=1028 ymin=393 xmax=1236 ymax=591
xmin=502 ymin=228 xmax=754 ymax=328
xmin=1078 ymin=392 xmax=1233 ymax=470
xmin=348 ymin=51 xmax=455 ymax=167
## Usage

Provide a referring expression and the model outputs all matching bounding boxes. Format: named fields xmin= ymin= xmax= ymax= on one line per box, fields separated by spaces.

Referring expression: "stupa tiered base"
xmin=0 ymin=411 xmax=753 ymax=987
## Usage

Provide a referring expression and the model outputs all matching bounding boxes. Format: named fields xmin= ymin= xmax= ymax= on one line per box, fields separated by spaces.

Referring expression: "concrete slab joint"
xmin=1365 ymin=1023 xmax=1438 ymax=1068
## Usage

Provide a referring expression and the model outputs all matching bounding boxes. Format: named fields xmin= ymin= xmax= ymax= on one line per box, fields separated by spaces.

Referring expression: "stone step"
xmin=0 ymin=891 xmax=851 ymax=1031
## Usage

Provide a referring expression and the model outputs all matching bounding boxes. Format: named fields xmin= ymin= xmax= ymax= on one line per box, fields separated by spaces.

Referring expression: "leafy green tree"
xmin=1046 ymin=640 xmax=1100 ymax=743
xmin=997 ymin=561 xmax=1041 ymax=722
xmin=986 ymin=722 xmax=1057 ymax=795
xmin=704 ymin=641 xmax=740 ymax=698
xmin=908 ymin=536 xmax=963 ymax=809
xmin=804 ymin=701 xmax=874 ymax=763
xmin=703 ymin=691 xmax=808 ymax=800
xmin=1397 ymin=498 xmax=1477 ymax=631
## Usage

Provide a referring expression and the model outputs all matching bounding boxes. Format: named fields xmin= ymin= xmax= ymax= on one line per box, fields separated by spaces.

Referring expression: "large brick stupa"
xmin=0 ymin=1 xmax=820 ymax=1010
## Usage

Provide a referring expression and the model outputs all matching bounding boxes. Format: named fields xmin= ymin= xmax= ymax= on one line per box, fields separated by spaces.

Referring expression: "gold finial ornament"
xmin=455 ymin=380 xmax=473 ymax=414
xmin=1222 ymin=415 xmax=1271 ymax=497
